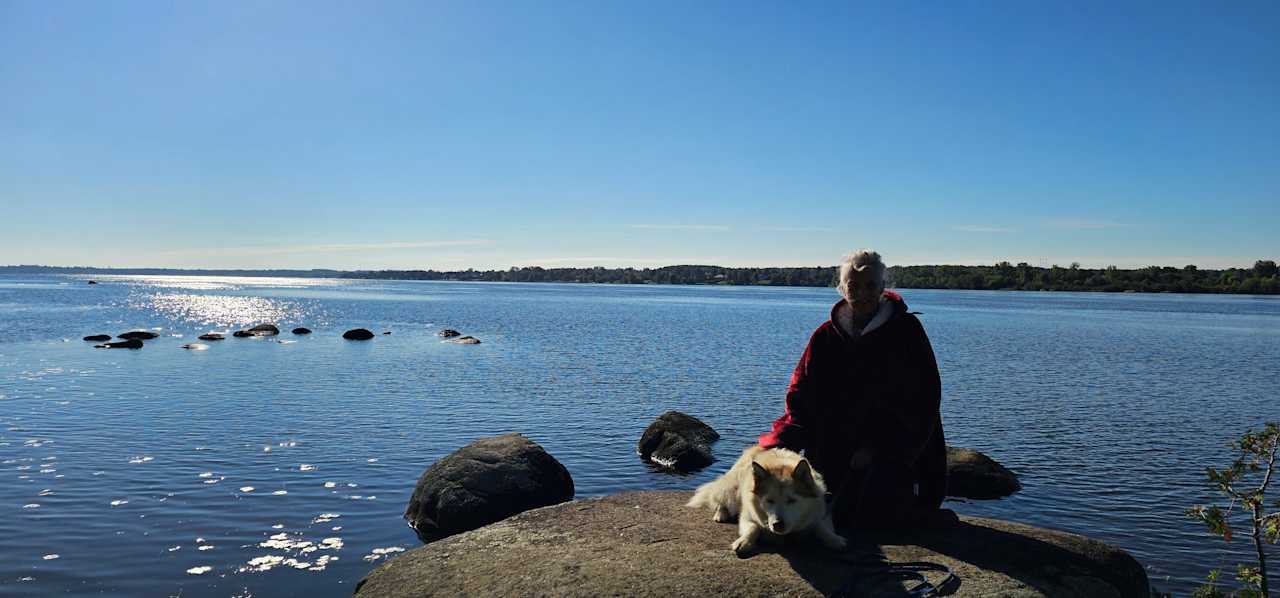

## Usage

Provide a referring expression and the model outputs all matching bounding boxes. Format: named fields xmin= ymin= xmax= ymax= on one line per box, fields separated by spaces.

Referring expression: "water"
xmin=0 ymin=275 xmax=1276 ymax=596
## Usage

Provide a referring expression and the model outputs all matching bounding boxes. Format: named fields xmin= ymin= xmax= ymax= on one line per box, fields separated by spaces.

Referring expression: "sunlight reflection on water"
xmin=136 ymin=293 xmax=310 ymax=328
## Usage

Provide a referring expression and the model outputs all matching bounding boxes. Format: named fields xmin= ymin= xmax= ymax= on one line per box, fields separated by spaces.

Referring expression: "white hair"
xmin=836 ymin=249 xmax=886 ymax=296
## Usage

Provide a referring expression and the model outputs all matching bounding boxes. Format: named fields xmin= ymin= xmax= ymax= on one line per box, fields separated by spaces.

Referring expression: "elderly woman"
xmin=758 ymin=250 xmax=953 ymax=529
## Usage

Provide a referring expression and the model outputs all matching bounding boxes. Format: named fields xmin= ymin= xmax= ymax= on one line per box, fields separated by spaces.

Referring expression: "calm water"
xmin=0 ymin=275 xmax=1277 ymax=596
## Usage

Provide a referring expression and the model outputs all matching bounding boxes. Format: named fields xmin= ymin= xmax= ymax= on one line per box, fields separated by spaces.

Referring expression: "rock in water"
xmin=117 ymin=330 xmax=160 ymax=340
xmin=96 ymin=339 xmax=144 ymax=349
xmin=232 ymin=324 xmax=280 ymax=337
xmin=436 ymin=329 xmax=461 ymax=338
xmin=404 ymin=433 xmax=574 ymax=545
xmin=197 ymin=333 xmax=225 ymax=341
xmin=637 ymin=411 xmax=719 ymax=472
xmin=946 ymin=447 xmax=1022 ymax=499
xmin=343 ymin=328 xmax=375 ymax=340
xmin=358 ymin=491 xmax=1151 ymax=598
xmin=83 ymin=334 xmax=112 ymax=342
xmin=291 ymin=327 xmax=312 ymax=335
xmin=181 ymin=343 xmax=209 ymax=350
xmin=445 ymin=336 xmax=480 ymax=344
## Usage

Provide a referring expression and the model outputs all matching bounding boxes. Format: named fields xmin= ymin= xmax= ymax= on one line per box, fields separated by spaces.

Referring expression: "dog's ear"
xmin=751 ymin=461 xmax=770 ymax=492
xmin=792 ymin=459 xmax=820 ymax=497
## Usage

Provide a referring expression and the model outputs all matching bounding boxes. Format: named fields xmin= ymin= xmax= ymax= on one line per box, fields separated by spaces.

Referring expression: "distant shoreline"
xmin=3 ymin=261 xmax=1277 ymax=295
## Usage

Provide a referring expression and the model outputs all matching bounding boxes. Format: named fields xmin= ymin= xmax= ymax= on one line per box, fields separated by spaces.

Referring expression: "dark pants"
xmin=831 ymin=462 xmax=948 ymax=531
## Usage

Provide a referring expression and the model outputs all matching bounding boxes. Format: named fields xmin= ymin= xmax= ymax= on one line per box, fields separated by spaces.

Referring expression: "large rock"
xmin=947 ymin=447 xmax=1022 ymax=500
xmin=292 ymin=327 xmax=312 ymax=335
xmin=95 ymin=339 xmax=143 ymax=349
xmin=233 ymin=324 xmax=279 ymax=337
xmin=404 ymin=433 xmax=574 ymax=545
xmin=344 ymin=328 xmax=375 ymax=340
xmin=358 ymin=491 xmax=1150 ymax=598
xmin=637 ymin=411 xmax=719 ymax=472
xmin=117 ymin=330 xmax=159 ymax=340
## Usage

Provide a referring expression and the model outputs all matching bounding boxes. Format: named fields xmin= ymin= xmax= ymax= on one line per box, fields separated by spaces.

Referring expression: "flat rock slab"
xmin=359 ymin=491 xmax=1148 ymax=598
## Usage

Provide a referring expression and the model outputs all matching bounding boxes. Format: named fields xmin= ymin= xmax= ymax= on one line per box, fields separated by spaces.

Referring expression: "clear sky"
xmin=2 ymin=1 xmax=1277 ymax=270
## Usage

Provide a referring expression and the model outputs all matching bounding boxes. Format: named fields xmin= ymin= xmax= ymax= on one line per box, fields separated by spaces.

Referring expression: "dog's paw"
xmin=731 ymin=536 xmax=756 ymax=557
xmin=821 ymin=533 xmax=848 ymax=551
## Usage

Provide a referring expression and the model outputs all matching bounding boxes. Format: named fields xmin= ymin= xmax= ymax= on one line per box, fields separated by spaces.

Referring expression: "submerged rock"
xmin=291 ymin=327 xmax=312 ymax=335
xmin=358 ymin=491 xmax=1150 ymax=598
xmin=117 ymin=330 xmax=159 ymax=340
xmin=436 ymin=329 xmax=461 ymax=338
xmin=96 ymin=339 xmax=144 ymax=349
xmin=233 ymin=324 xmax=280 ymax=337
xmin=197 ymin=333 xmax=225 ymax=341
xmin=637 ymin=411 xmax=719 ymax=472
xmin=404 ymin=433 xmax=574 ymax=545
xmin=946 ymin=447 xmax=1022 ymax=500
xmin=181 ymin=343 xmax=208 ymax=350
xmin=445 ymin=336 xmax=481 ymax=344
xmin=83 ymin=334 xmax=112 ymax=342
xmin=343 ymin=328 xmax=375 ymax=340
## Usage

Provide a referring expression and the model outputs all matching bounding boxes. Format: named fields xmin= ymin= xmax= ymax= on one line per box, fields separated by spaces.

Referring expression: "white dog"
xmin=687 ymin=445 xmax=847 ymax=556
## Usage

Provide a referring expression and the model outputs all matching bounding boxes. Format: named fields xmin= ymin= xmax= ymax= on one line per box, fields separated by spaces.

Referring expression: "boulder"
xmin=343 ymin=328 xmax=375 ymax=340
xmin=83 ymin=334 xmax=112 ymax=342
xmin=436 ymin=329 xmax=461 ymax=338
xmin=404 ymin=433 xmax=574 ymax=545
xmin=947 ymin=447 xmax=1022 ymax=500
xmin=446 ymin=336 xmax=481 ymax=344
xmin=233 ymin=324 xmax=279 ymax=337
xmin=117 ymin=330 xmax=159 ymax=340
xmin=358 ymin=491 xmax=1150 ymax=598
xmin=292 ymin=327 xmax=312 ymax=335
xmin=637 ymin=411 xmax=719 ymax=472
xmin=95 ymin=339 xmax=144 ymax=349
xmin=197 ymin=333 xmax=225 ymax=341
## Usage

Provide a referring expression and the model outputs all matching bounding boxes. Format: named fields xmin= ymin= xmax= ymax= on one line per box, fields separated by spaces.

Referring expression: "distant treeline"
xmin=342 ymin=261 xmax=1280 ymax=294
xmin=6 ymin=262 xmax=1279 ymax=294
xmin=0 ymin=265 xmax=345 ymax=278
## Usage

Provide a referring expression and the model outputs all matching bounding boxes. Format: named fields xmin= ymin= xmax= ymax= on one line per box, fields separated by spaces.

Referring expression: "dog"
xmin=687 ymin=445 xmax=847 ymax=556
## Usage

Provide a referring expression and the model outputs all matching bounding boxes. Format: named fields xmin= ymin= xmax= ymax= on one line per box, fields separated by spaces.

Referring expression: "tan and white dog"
xmin=687 ymin=445 xmax=847 ymax=556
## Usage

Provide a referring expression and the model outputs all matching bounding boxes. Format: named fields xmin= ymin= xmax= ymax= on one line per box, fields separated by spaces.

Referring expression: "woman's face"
xmin=842 ymin=269 xmax=883 ymax=319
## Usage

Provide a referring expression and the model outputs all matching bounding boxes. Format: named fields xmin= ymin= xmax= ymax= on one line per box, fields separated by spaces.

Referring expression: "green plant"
xmin=1188 ymin=422 xmax=1280 ymax=597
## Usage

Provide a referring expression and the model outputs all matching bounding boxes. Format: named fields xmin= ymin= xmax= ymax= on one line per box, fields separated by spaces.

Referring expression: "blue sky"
xmin=2 ymin=1 xmax=1276 ymax=270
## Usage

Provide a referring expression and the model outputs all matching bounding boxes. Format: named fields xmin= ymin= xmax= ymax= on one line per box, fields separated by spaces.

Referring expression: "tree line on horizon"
xmin=339 ymin=260 xmax=1280 ymax=294
xmin=5 ymin=261 xmax=1277 ymax=294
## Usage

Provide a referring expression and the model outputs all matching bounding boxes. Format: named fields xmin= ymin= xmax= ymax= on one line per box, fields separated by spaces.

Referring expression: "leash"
xmin=827 ymin=556 xmax=957 ymax=597
xmin=825 ymin=463 xmax=958 ymax=597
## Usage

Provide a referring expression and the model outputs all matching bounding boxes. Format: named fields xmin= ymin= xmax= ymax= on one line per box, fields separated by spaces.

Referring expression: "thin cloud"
xmin=755 ymin=226 xmax=838 ymax=233
xmin=628 ymin=224 xmax=730 ymax=232
xmin=1044 ymin=219 xmax=1130 ymax=230
xmin=160 ymin=240 xmax=495 ymax=257
xmin=954 ymin=225 xmax=1019 ymax=233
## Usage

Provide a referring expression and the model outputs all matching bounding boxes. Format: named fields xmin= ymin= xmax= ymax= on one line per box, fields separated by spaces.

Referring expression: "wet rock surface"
xmin=233 ymin=324 xmax=280 ymax=337
xmin=291 ymin=327 xmax=312 ymax=335
xmin=404 ymin=433 xmax=574 ymax=545
xmin=83 ymin=334 xmax=112 ymax=342
xmin=96 ymin=339 xmax=144 ymax=349
xmin=343 ymin=328 xmax=375 ymax=340
xmin=947 ymin=447 xmax=1022 ymax=500
xmin=197 ymin=333 xmax=225 ymax=341
xmin=117 ymin=331 xmax=159 ymax=340
xmin=359 ymin=491 xmax=1149 ymax=598
xmin=637 ymin=411 xmax=720 ymax=472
